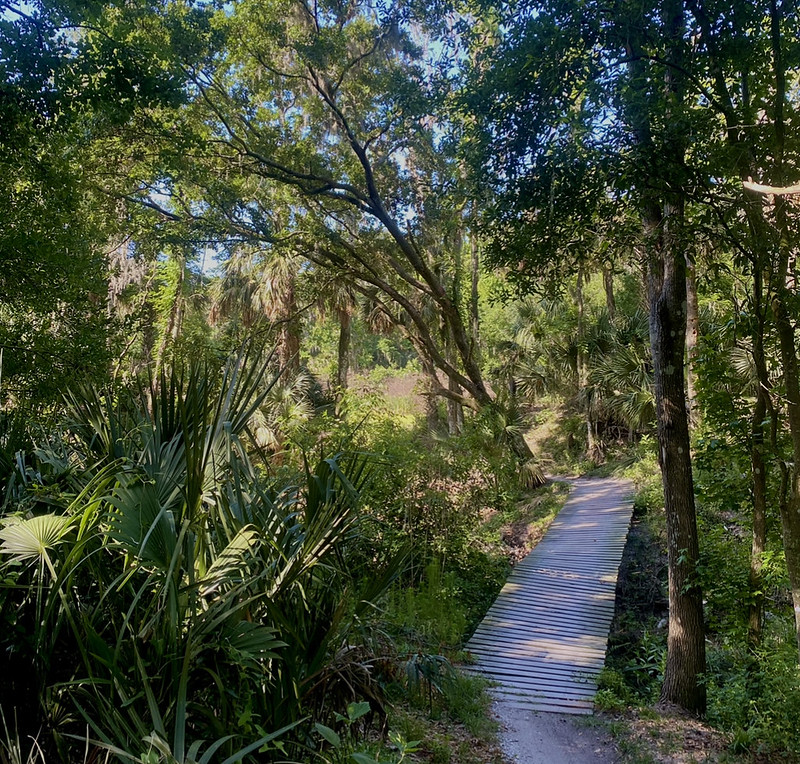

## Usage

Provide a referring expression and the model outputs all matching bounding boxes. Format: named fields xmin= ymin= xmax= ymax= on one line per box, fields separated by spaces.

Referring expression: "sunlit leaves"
xmin=0 ymin=513 xmax=73 ymax=563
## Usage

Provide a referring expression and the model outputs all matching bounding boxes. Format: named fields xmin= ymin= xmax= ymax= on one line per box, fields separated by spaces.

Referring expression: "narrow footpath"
xmin=469 ymin=476 xmax=633 ymax=704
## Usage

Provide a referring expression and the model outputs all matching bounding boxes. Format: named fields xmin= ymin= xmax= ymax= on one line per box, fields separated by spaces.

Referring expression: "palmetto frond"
xmin=213 ymin=246 xmax=305 ymax=324
xmin=249 ymin=371 xmax=315 ymax=452
xmin=0 ymin=514 xmax=73 ymax=563
xmin=591 ymin=335 xmax=654 ymax=431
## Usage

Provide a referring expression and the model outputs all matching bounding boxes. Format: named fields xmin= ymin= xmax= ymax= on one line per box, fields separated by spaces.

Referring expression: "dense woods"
xmin=3 ymin=0 xmax=800 ymax=761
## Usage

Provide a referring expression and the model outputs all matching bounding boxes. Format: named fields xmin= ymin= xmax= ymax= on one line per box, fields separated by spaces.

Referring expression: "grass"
xmin=383 ymin=671 xmax=505 ymax=764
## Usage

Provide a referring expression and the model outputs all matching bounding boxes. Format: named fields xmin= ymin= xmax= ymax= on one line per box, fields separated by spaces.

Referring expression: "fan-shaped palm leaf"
xmin=0 ymin=514 xmax=73 ymax=563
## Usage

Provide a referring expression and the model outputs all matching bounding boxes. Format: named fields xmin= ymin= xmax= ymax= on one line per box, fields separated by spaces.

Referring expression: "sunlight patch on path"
xmin=466 ymin=477 xmax=634 ymax=715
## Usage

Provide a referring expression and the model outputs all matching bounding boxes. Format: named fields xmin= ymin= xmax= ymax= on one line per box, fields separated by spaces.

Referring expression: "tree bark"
xmin=771 ymin=284 xmax=800 ymax=659
xmin=420 ymin=355 xmax=443 ymax=434
xmin=602 ymin=264 xmax=616 ymax=321
xmin=446 ymin=338 xmax=464 ymax=435
xmin=447 ymin=376 xmax=464 ymax=435
xmin=277 ymin=275 xmax=301 ymax=376
xmin=748 ymin=375 xmax=768 ymax=650
xmin=691 ymin=0 xmax=777 ymax=659
xmin=685 ymin=252 xmax=699 ymax=428
xmin=767 ymin=0 xmax=800 ymax=661
xmin=626 ymin=0 xmax=705 ymax=714
xmin=648 ymin=197 xmax=706 ymax=714
xmin=336 ymin=306 xmax=351 ymax=389
xmin=470 ymin=229 xmax=481 ymax=352
xmin=748 ymin=257 xmax=771 ymax=653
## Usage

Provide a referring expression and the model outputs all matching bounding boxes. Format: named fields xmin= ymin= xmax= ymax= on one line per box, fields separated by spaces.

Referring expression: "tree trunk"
xmin=447 ymin=377 xmax=464 ymax=435
xmin=625 ymin=0 xmax=706 ymax=713
xmin=768 ymin=0 xmax=800 ymax=662
xmin=685 ymin=252 xmax=699 ymax=428
xmin=447 ymin=338 xmax=464 ymax=436
xmin=748 ymin=384 xmax=768 ymax=650
xmin=647 ymin=197 xmax=706 ymax=714
xmin=603 ymin=264 xmax=616 ymax=321
xmin=419 ymin=355 xmax=443 ymax=433
xmin=746 ymin=260 xmax=770 ymax=651
xmin=772 ymin=286 xmax=800 ymax=659
xmin=700 ymin=7 xmax=776 ymax=660
xmin=771 ymin=184 xmax=800 ymax=660
xmin=470 ymin=229 xmax=481 ymax=351
xmin=336 ymin=306 xmax=351 ymax=389
xmin=576 ymin=267 xmax=597 ymax=460
xmin=278 ymin=276 xmax=301 ymax=376
xmin=425 ymin=388 xmax=440 ymax=433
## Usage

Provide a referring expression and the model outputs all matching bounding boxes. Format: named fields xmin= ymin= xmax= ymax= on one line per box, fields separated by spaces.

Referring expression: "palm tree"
xmin=306 ymin=267 xmax=358 ymax=390
xmin=211 ymin=246 xmax=304 ymax=375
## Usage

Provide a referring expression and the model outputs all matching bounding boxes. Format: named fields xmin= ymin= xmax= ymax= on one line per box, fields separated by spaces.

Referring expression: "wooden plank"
xmin=464 ymin=477 xmax=633 ymax=717
xmin=470 ymin=619 xmax=612 ymax=644
xmin=474 ymin=622 xmax=612 ymax=640
xmin=468 ymin=657 xmax=600 ymax=681
xmin=490 ymin=686 xmax=597 ymax=705
xmin=483 ymin=681 xmax=597 ymax=702
xmin=480 ymin=601 xmax=616 ymax=622
xmin=477 ymin=609 xmax=614 ymax=632
xmin=471 ymin=668 xmax=598 ymax=693
xmin=488 ymin=592 xmax=617 ymax=611
xmin=494 ymin=580 xmax=620 ymax=595
xmin=468 ymin=654 xmax=604 ymax=674
xmin=468 ymin=636 xmax=607 ymax=661
xmin=473 ymin=622 xmax=610 ymax=643
xmin=473 ymin=614 xmax=611 ymax=638
xmin=492 ymin=698 xmax=595 ymax=711
xmin=465 ymin=652 xmax=604 ymax=675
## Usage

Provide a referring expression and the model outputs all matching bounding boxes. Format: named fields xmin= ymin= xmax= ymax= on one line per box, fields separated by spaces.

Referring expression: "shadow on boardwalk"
xmin=467 ymin=476 xmax=634 ymax=715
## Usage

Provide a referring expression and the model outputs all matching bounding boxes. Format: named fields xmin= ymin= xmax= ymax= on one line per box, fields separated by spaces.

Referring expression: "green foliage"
xmin=705 ymin=630 xmax=800 ymax=755
xmin=389 ymin=563 xmax=468 ymax=648
xmin=20 ymin=0 xmax=800 ymax=757
xmin=0 ymin=0 xmax=196 ymax=409
xmin=621 ymin=438 xmax=663 ymax=513
xmin=294 ymin=384 xmax=524 ymax=603
xmin=439 ymin=673 xmax=497 ymax=739
xmin=0 ymin=351 xmax=404 ymax=762
xmin=305 ymin=315 xmax=416 ymax=380
xmin=594 ymin=668 xmax=635 ymax=712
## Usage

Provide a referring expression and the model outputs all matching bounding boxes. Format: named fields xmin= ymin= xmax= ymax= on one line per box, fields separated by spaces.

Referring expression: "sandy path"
xmin=495 ymin=702 xmax=620 ymax=763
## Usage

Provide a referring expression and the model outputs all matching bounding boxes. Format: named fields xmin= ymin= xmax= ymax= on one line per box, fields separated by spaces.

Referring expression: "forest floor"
xmin=493 ymin=704 xmax=618 ymax=763
xmin=490 ymin=703 xmax=764 ymax=764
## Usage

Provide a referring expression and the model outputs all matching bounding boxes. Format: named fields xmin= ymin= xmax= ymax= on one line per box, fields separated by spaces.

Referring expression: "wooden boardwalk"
xmin=466 ymin=477 xmax=634 ymax=714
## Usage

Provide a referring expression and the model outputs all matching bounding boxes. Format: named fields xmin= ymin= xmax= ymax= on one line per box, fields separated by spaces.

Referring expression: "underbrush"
xmin=598 ymin=437 xmax=800 ymax=761
xmin=0 ymin=362 xmax=562 ymax=764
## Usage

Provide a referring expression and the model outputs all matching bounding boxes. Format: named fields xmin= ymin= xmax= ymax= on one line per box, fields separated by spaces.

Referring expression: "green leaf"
xmin=350 ymin=753 xmax=378 ymax=764
xmin=0 ymin=514 xmax=73 ymax=561
xmin=198 ymin=526 xmax=259 ymax=596
xmin=314 ymin=723 xmax=341 ymax=748
xmin=225 ymin=621 xmax=285 ymax=658
xmin=197 ymin=735 xmax=235 ymax=764
xmin=187 ymin=740 xmax=204 ymax=763
xmin=347 ymin=701 xmax=371 ymax=722
xmin=218 ymin=720 xmax=301 ymax=764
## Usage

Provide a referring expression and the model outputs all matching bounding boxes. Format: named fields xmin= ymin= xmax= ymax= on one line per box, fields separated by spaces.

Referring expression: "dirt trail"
xmin=495 ymin=702 xmax=619 ymax=763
